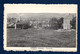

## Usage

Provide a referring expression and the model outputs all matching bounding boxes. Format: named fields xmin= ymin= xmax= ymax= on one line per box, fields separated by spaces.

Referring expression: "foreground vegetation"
xmin=7 ymin=28 xmax=76 ymax=47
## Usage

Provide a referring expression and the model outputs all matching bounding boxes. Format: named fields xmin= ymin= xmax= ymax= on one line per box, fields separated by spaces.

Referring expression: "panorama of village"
xmin=7 ymin=13 xmax=76 ymax=47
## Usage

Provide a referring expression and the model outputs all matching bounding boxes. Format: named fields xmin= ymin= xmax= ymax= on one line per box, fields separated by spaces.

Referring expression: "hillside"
xmin=7 ymin=13 xmax=76 ymax=21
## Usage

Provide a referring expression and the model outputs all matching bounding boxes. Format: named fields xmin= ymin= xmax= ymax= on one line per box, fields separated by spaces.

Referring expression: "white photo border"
xmin=4 ymin=4 xmax=78 ymax=52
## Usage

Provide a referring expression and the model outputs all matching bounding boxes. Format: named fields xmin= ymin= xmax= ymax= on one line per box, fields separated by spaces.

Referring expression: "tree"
xmin=21 ymin=21 xmax=32 ymax=29
xmin=70 ymin=16 xmax=76 ymax=29
xmin=49 ymin=18 xmax=58 ymax=30
xmin=7 ymin=18 xmax=16 ymax=24
xmin=57 ymin=17 xmax=63 ymax=29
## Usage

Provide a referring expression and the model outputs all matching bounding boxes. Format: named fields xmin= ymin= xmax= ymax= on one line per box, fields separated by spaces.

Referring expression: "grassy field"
xmin=7 ymin=28 xmax=76 ymax=47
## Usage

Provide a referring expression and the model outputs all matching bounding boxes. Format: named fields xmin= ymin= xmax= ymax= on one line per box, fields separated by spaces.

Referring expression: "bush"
xmin=16 ymin=22 xmax=32 ymax=29
xmin=21 ymin=23 xmax=31 ymax=29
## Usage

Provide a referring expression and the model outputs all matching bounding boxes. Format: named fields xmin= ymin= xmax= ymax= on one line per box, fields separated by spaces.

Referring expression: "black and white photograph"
xmin=4 ymin=4 xmax=77 ymax=51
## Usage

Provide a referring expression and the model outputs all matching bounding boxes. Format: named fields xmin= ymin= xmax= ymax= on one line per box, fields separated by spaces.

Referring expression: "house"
xmin=63 ymin=14 xmax=74 ymax=29
xmin=15 ymin=20 xmax=31 ymax=29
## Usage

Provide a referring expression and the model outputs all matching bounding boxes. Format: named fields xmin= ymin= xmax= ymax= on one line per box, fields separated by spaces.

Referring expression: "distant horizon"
xmin=7 ymin=13 xmax=76 ymax=20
